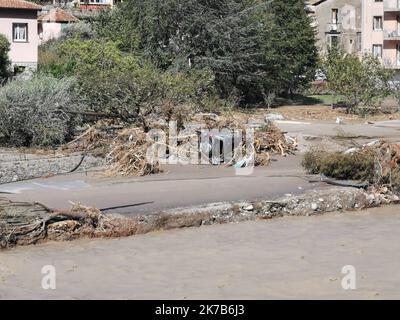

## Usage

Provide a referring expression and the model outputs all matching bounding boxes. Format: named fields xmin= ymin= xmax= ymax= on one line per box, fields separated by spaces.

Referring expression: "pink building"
xmin=38 ymin=8 xmax=78 ymax=44
xmin=0 ymin=0 xmax=41 ymax=71
xmin=362 ymin=0 xmax=400 ymax=73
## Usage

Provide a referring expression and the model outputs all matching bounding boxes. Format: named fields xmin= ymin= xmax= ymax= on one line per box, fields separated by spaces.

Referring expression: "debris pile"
xmin=198 ymin=114 xmax=297 ymax=167
xmin=254 ymin=124 xmax=297 ymax=166
xmin=63 ymin=114 xmax=298 ymax=177
xmin=363 ymin=140 xmax=400 ymax=192
xmin=0 ymin=198 xmax=137 ymax=248
xmin=2 ymin=186 xmax=399 ymax=249
xmin=303 ymin=140 xmax=400 ymax=192
xmin=106 ymin=128 xmax=162 ymax=176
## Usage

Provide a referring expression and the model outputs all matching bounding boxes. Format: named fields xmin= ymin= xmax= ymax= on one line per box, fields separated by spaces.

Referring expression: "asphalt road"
xmin=2 ymin=120 xmax=400 ymax=215
xmin=1 ymin=156 xmax=323 ymax=215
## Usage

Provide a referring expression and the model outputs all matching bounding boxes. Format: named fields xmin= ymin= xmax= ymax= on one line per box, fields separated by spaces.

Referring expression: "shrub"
xmin=0 ymin=75 xmax=79 ymax=147
xmin=302 ymin=148 xmax=375 ymax=182
xmin=61 ymin=21 xmax=94 ymax=41
xmin=0 ymin=34 xmax=10 ymax=82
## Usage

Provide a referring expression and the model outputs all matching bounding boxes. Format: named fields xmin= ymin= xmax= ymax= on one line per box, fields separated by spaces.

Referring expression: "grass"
xmin=273 ymin=94 xmax=341 ymax=107
xmin=307 ymin=94 xmax=340 ymax=105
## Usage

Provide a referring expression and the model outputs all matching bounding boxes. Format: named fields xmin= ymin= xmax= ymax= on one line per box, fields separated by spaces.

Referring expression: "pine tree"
xmin=106 ymin=0 xmax=318 ymax=103
xmin=263 ymin=0 xmax=318 ymax=95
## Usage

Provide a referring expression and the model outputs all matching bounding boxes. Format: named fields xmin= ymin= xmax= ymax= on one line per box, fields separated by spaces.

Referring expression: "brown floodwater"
xmin=1 ymin=205 xmax=400 ymax=299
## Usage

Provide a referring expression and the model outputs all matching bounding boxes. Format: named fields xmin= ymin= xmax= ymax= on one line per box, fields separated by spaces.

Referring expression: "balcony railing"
xmin=384 ymin=0 xmax=400 ymax=12
xmin=326 ymin=23 xmax=342 ymax=33
xmin=383 ymin=58 xmax=400 ymax=69
xmin=384 ymin=30 xmax=400 ymax=40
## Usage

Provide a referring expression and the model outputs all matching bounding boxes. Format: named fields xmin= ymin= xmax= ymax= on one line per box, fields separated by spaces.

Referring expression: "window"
xmin=12 ymin=23 xmax=28 ymax=42
xmin=372 ymin=44 xmax=383 ymax=58
xmin=332 ymin=9 xmax=338 ymax=24
xmin=329 ymin=35 xmax=339 ymax=49
xmin=373 ymin=16 xmax=383 ymax=30
xmin=356 ymin=32 xmax=362 ymax=51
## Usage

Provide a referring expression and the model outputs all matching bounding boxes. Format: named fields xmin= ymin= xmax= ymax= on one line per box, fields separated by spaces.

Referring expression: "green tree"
xmin=0 ymin=34 xmax=10 ymax=81
xmin=91 ymin=8 xmax=139 ymax=53
xmin=46 ymin=38 xmax=216 ymax=128
xmin=323 ymin=49 xmax=393 ymax=115
xmin=0 ymin=75 xmax=79 ymax=147
xmin=263 ymin=0 xmax=318 ymax=95
xmin=98 ymin=0 xmax=318 ymax=103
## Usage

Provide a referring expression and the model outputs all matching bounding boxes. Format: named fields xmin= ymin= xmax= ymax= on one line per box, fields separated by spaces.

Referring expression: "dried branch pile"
xmin=202 ymin=116 xmax=297 ymax=167
xmin=303 ymin=140 xmax=400 ymax=192
xmin=106 ymin=128 xmax=161 ymax=176
xmin=254 ymin=124 xmax=298 ymax=166
xmin=63 ymin=115 xmax=298 ymax=176
xmin=0 ymin=199 xmax=138 ymax=248
xmin=63 ymin=124 xmax=162 ymax=176
xmin=363 ymin=141 xmax=400 ymax=192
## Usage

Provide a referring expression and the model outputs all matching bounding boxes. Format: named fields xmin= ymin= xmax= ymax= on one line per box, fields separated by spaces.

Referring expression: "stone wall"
xmin=0 ymin=153 xmax=105 ymax=184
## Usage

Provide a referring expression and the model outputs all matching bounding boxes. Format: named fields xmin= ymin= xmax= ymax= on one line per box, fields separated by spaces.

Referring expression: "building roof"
xmin=38 ymin=8 xmax=78 ymax=23
xmin=0 ymin=0 xmax=42 ymax=10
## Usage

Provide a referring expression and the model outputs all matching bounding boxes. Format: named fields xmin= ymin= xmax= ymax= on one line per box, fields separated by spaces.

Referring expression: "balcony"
xmin=326 ymin=23 xmax=342 ymax=33
xmin=384 ymin=0 xmax=400 ymax=12
xmin=383 ymin=58 xmax=400 ymax=69
xmin=384 ymin=30 xmax=400 ymax=41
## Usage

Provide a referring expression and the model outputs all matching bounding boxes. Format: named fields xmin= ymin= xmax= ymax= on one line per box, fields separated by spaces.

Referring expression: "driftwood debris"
xmin=0 ymin=198 xmax=52 ymax=248
xmin=2 ymin=186 xmax=400 ymax=249
xmin=63 ymin=115 xmax=298 ymax=177
xmin=0 ymin=198 xmax=136 ymax=248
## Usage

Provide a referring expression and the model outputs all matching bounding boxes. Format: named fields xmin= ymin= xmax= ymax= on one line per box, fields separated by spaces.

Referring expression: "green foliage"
xmin=0 ymin=75 xmax=79 ymax=147
xmin=37 ymin=0 xmax=319 ymax=123
xmin=57 ymin=38 xmax=139 ymax=76
xmin=38 ymin=43 xmax=75 ymax=77
xmin=102 ymin=0 xmax=318 ymax=103
xmin=323 ymin=50 xmax=393 ymax=115
xmin=263 ymin=0 xmax=318 ymax=95
xmin=61 ymin=21 xmax=94 ymax=41
xmin=91 ymin=8 xmax=139 ymax=53
xmin=39 ymin=36 xmax=219 ymax=128
xmin=0 ymin=34 xmax=10 ymax=81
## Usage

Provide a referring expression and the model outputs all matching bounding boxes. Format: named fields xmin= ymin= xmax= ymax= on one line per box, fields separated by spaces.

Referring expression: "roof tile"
xmin=0 ymin=0 xmax=42 ymax=10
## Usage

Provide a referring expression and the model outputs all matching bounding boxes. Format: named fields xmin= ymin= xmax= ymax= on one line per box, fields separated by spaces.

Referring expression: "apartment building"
xmin=310 ymin=0 xmax=362 ymax=54
xmin=362 ymin=0 xmax=400 ymax=72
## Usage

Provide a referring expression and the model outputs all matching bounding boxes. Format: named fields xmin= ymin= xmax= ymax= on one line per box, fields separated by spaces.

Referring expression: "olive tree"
xmin=323 ymin=50 xmax=393 ymax=115
xmin=0 ymin=75 xmax=80 ymax=147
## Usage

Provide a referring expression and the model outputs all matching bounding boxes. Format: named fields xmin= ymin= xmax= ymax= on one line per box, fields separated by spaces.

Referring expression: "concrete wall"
xmin=313 ymin=0 xmax=362 ymax=55
xmin=0 ymin=9 xmax=39 ymax=70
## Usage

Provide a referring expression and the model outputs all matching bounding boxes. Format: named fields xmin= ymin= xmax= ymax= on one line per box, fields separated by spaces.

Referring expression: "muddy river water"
xmin=1 ymin=205 xmax=400 ymax=299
